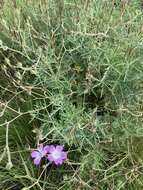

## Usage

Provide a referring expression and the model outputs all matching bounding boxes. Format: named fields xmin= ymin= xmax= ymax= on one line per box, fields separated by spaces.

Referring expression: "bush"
xmin=0 ymin=0 xmax=143 ymax=189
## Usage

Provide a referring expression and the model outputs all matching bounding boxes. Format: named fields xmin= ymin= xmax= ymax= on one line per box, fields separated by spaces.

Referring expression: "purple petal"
xmin=54 ymin=159 xmax=63 ymax=165
xmin=49 ymin=145 xmax=56 ymax=153
xmin=33 ymin=157 xmax=41 ymax=165
xmin=60 ymin=152 xmax=67 ymax=160
xmin=56 ymin=145 xmax=63 ymax=152
xmin=48 ymin=154 xmax=55 ymax=162
xmin=43 ymin=145 xmax=50 ymax=155
xmin=38 ymin=144 xmax=44 ymax=151
xmin=31 ymin=151 xmax=40 ymax=158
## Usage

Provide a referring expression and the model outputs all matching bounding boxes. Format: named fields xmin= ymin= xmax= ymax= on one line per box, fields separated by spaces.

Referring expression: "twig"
xmin=5 ymin=122 xmax=13 ymax=169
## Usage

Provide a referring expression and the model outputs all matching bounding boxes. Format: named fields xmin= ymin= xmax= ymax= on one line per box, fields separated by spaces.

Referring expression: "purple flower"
xmin=31 ymin=144 xmax=50 ymax=165
xmin=47 ymin=145 xmax=67 ymax=165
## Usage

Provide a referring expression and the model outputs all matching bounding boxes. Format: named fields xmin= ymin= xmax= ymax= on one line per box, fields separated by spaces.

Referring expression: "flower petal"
xmin=48 ymin=154 xmax=55 ymax=162
xmin=56 ymin=145 xmax=63 ymax=151
xmin=60 ymin=152 xmax=67 ymax=160
xmin=43 ymin=145 xmax=50 ymax=155
xmin=49 ymin=145 xmax=56 ymax=153
xmin=31 ymin=151 xmax=40 ymax=158
xmin=33 ymin=157 xmax=41 ymax=165
xmin=38 ymin=144 xmax=43 ymax=151
xmin=55 ymin=159 xmax=63 ymax=165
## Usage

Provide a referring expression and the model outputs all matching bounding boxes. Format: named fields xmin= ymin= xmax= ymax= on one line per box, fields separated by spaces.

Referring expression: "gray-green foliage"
xmin=0 ymin=0 xmax=143 ymax=189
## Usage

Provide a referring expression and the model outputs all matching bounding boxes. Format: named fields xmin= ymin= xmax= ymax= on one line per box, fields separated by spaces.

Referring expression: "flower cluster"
xmin=31 ymin=144 xmax=67 ymax=166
